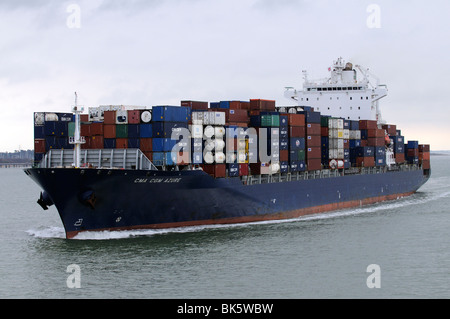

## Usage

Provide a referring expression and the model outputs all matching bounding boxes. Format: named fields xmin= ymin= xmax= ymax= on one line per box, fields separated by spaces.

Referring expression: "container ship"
xmin=25 ymin=58 xmax=431 ymax=239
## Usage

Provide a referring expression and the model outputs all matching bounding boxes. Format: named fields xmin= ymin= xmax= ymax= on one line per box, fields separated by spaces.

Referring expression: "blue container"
xmin=127 ymin=124 xmax=140 ymax=138
xmin=350 ymin=120 xmax=360 ymax=130
xmin=298 ymin=161 xmax=306 ymax=171
xmin=343 ymin=120 xmax=350 ymax=129
xmin=321 ymin=137 xmax=329 ymax=148
xmin=228 ymin=163 xmax=239 ymax=177
xmin=152 ymin=106 xmax=189 ymax=122
xmin=280 ymin=115 xmax=288 ymax=127
xmin=139 ymin=124 xmax=152 ymax=138
xmin=289 ymin=160 xmax=299 ymax=172
xmin=280 ymin=127 xmax=288 ymax=139
xmin=280 ymin=137 xmax=289 ymax=150
xmin=104 ymin=138 xmax=116 ymax=148
xmin=128 ymin=138 xmax=140 ymax=148
xmin=153 ymin=122 xmax=188 ymax=138
xmin=210 ymin=102 xmax=220 ymax=109
xmin=250 ymin=115 xmax=261 ymax=127
xmin=192 ymin=152 xmax=203 ymax=164
xmin=375 ymin=146 xmax=385 ymax=157
xmin=349 ymin=139 xmax=361 ymax=148
xmin=299 ymin=111 xmax=321 ymax=123
xmin=152 ymin=138 xmax=179 ymax=152
xmin=280 ymin=161 xmax=289 ymax=173
xmin=219 ymin=101 xmax=231 ymax=109
xmin=289 ymin=137 xmax=305 ymax=150
xmin=34 ymin=125 xmax=45 ymax=139
xmin=152 ymin=152 xmax=165 ymax=166
xmin=407 ymin=141 xmax=419 ymax=149
xmin=360 ymin=130 xmax=368 ymax=140
xmin=375 ymin=156 xmax=386 ymax=167
xmin=357 ymin=146 xmax=374 ymax=157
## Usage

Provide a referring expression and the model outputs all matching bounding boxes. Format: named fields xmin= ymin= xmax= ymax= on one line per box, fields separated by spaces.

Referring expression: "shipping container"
xmin=128 ymin=138 xmax=140 ymax=148
xmin=226 ymin=109 xmax=249 ymax=123
xmin=306 ymin=123 xmax=321 ymax=135
xmin=34 ymin=139 xmax=45 ymax=153
xmin=140 ymin=110 xmax=152 ymax=123
xmin=300 ymin=111 xmax=321 ymax=124
xmin=116 ymin=138 xmax=128 ymax=149
xmin=228 ymin=163 xmax=239 ymax=177
xmin=356 ymin=156 xmax=375 ymax=167
xmin=306 ymin=147 xmax=321 ymax=159
xmin=127 ymin=110 xmax=140 ymax=124
xmin=116 ymin=110 xmax=128 ymax=124
xmin=288 ymin=113 xmax=305 ymax=127
xmin=289 ymin=137 xmax=305 ymax=150
xmin=407 ymin=141 xmax=419 ymax=149
xmin=115 ymin=124 xmax=128 ymax=138
xmin=139 ymin=124 xmax=152 ymax=138
xmin=307 ymin=158 xmax=322 ymax=171
xmin=359 ymin=120 xmax=377 ymax=130
xmin=306 ymin=135 xmax=321 ymax=147
xmin=152 ymin=106 xmax=189 ymax=122
xmin=181 ymin=100 xmax=208 ymax=110
xmin=104 ymin=138 xmax=116 ymax=149
xmin=249 ymin=99 xmax=276 ymax=111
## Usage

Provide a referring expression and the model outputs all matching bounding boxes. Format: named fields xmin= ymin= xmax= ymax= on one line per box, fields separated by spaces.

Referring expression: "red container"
xmin=239 ymin=101 xmax=250 ymax=110
xmin=140 ymin=138 xmax=153 ymax=152
xmin=307 ymin=158 xmax=321 ymax=171
xmin=422 ymin=160 xmax=430 ymax=169
xmin=226 ymin=109 xmax=249 ymax=123
xmin=143 ymin=151 xmax=152 ymax=161
xmin=250 ymin=99 xmax=275 ymax=111
xmin=306 ymin=147 xmax=321 ymax=159
xmin=419 ymin=152 xmax=430 ymax=161
xmin=90 ymin=122 xmax=103 ymax=136
xmin=280 ymin=150 xmax=289 ymax=162
xmin=289 ymin=126 xmax=305 ymax=137
xmin=321 ymin=127 xmax=329 ymax=137
xmin=359 ymin=120 xmax=377 ymax=130
xmin=81 ymin=137 xmax=91 ymax=149
xmin=228 ymin=122 xmax=248 ymax=127
xmin=382 ymin=124 xmax=397 ymax=136
xmin=367 ymin=129 xmax=384 ymax=138
xmin=103 ymin=111 xmax=116 ymax=125
xmin=103 ymin=124 xmax=116 ymax=139
xmin=306 ymin=123 xmax=321 ymax=135
xmin=181 ymin=101 xmax=209 ymax=110
xmin=80 ymin=114 xmax=89 ymax=122
xmin=202 ymin=164 xmax=226 ymax=178
xmin=239 ymin=163 xmax=249 ymax=176
xmin=34 ymin=139 xmax=45 ymax=153
xmin=367 ymin=137 xmax=385 ymax=146
xmin=90 ymin=136 xmax=104 ymax=149
xmin=407 ymin=148 xmax=419 ymax=157
xmin=288 ymin=114 xmax=305 ymax=127
xmin=128 ymin=110 xmax=140 ymax=124
xmin=116 ymin=138 xmax=128 ymax=149
xmin=306 ymin=135 xmax=320 ymax=147
xmin=81 ymin=123 xmax=91 ymax=136
xmin=395 ymin=153 xmax=405 ymax=163
xmin=419 ymin=144 xmax=430 ymax=152
xmin=356 ymin=157 xmax=375 ymax=167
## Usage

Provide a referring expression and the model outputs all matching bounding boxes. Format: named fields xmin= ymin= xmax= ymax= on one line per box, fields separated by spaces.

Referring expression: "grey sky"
xmin=1 ymin=0 xmax=449 ymax=151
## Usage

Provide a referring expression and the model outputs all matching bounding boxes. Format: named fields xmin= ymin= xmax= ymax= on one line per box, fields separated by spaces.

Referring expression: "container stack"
xmin=303 ymin=110 xmax=321 ymax=171
xmin=288 ymin=113 xmax=306 ymax=172
xmin=405 ymin=141 xmax=419 ymax=164
xmin=419 ymin=144 xmax=430 ymax=169
xmin=348 ymin=120 xmax=361 ymax=168
xmin=152 ymin=106 xmax=190 ymax=166
xmin=327 ymin=117 xmax=345 ymax=168
xmin=389 ymin=132 xmax=405 ymax=164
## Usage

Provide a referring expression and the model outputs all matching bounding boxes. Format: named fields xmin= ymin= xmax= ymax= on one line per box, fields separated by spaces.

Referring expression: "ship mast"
xmin=69 ymin=92 xmax=85 ymax=168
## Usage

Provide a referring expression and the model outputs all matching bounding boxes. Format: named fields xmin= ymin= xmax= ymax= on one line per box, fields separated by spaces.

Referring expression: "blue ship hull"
xmin=25 ymin=167 xmax=430 ymax=239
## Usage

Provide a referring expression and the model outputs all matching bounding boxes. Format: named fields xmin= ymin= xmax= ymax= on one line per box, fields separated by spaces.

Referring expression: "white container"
xmin=215 ymin=152 xmax=225 ymax=163
xmin=192 ymin=112 xmax=203 ymax=125
xmin=204 ymin=125 xmax=215 ymax=138
xmin=88 ymin=107 xmax=99 ymax=122
xmin=214 ymin=139 xmax=225 ymax=151
xmin=204 ymin=152 xmax=214 ymax=164
xmin=213 ymin=112 xmax=226 ymax=125
xmin=204 ymin=139 xmax=215 ymax=151
xmin=140 ymin=110 xmax=152 ymax=123
xmin=214 ymin=126 xmax=225 ymax=138
xmin=34 ymin=112 xmax=45 ymax=125
xmin=226 ymin=152 xmax=237 ymax=163
xmin=191 ymin=125 xmax=203 ymax=139
xmin=343 ymin=129 xmax=350 ymax=139
xmin=116 ymin=110 xmax=128 ymax=124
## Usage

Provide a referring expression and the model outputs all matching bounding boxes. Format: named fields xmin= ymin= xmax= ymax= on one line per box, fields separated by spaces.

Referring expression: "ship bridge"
xmin=283 ymin=57 xmax=388 ymax=123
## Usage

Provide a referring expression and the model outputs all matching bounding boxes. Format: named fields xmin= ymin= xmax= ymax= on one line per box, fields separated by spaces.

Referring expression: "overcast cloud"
xmin=1 ymin=0 xmax=449 ymax=151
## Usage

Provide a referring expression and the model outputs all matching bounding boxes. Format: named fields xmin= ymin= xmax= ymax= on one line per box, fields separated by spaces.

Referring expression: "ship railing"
xmin=242 ymin=164 xmax=421 ymax=185
xmin=38 ymin=148 xmax=158 ymax=170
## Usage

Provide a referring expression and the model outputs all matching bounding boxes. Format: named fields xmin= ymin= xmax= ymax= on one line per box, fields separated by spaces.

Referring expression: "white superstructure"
xmin=283 ymin=57 xmax=388 ymax=123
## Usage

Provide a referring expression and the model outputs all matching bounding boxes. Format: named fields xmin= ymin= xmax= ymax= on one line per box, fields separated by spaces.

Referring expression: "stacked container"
xmin=304 ymin=110 xmax=321 ymax=171
xmin=419 ymin=144 xmax=430 ymax=169
xmin=327 ymin=117 xmax=345 ymax=168
xmin=287 ymin=113 xmax=306 ymax=172
xmin=405 ymin=141 xmax=419 ymax=164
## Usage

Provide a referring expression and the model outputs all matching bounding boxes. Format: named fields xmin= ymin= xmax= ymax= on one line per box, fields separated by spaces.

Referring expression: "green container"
xmin=116 ymin=124 xmax=128 ymax=138
xmin=292 ymin=149 xmax=305 ymax=161
xmin=261 ymin=115 xmax=280 ymax=127
xmin=68 ymin=122 xmax=75 ymax=137
xmin=321 ymin=115 xmax=330 ymax=127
